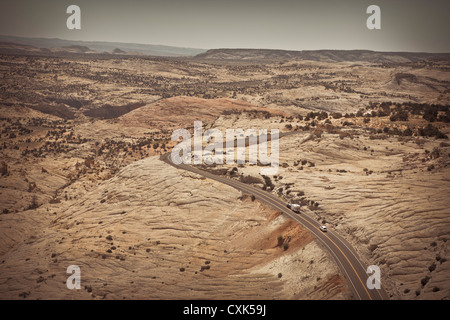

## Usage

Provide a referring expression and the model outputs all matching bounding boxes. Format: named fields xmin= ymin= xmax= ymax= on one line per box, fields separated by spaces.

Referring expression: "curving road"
xmin=161 ymin=145 xmax=389 ymax=300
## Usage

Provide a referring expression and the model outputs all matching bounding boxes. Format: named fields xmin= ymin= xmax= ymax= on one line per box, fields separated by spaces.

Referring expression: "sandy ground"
xmin=1 ymin=53 xmax=449 ymax=300
xmin=0 ymin=157 xmax=349 ymax=300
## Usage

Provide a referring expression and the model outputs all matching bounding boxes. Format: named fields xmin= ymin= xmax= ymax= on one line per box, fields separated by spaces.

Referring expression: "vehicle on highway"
xmin=287 ymin=203 xmax=301 ymax=213
xmin=319 ymin=225 xmax=327 ymax=232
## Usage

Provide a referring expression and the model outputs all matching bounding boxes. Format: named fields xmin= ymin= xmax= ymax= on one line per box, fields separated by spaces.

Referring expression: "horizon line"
xmin=1 ymin=34 xmax=450 ymax=55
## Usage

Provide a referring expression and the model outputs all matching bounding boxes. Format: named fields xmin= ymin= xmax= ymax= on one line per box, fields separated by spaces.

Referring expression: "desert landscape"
xmin=0 ymin=42 xmax=449 ymax=300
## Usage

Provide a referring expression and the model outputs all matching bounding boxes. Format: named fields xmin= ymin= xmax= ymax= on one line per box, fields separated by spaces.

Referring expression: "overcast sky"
xmin=0 ymin=0 xmax=449 ymax=52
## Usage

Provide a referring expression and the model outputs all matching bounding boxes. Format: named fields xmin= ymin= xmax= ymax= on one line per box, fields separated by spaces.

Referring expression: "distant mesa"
xmin=0 ymin=41 xmax=36 ymax=50
xmin=0 ymin=35 xmax=206 ymax=57
xmin=195 ymin=48 xmax=450 ymax=63
xmin=61 ymin=45 xmax=91 ymax=53
xmin=2 ymin=35 xmax=449 ymax=62
xmin=112 ymin=48 xmax=127 ymax=54
xmin=0 ymin=42 xmax=94 ymax=54
xmin=0 ymin=41 xmax=41 ymax=53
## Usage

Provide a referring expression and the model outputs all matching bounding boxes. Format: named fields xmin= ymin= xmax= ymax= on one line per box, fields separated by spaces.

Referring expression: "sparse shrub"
xmin=428 ymin=263 xmax=436 ymax=272
xmin=419 ymin=124 xmax=448 ymax=139
xmin=403 ymin=128 xmax=413 ymax=136
xmin=27 ymin=195 xmax=39 ymax=210
xmin=277 ymin=236 xmax=283 ymax=247
xmin=240 ymin=175 xmax=263 ymax=185
xmin=437 ymin=110 xmax=450 ymax=123
xmin=377 ymin=110 xmax=388 ymax=117
xmin=390 ymin=110 xmax=409 ymax=122
xmin=390 ymin=127 xmax=402 ymax=136
xmin=430 ymin=148 xmax=440 ymax=159
xmin=332 ymin=112 xmax=343 ymax=119
xmin=0 ymin=161 xmax=8 ymax=176
xmin=261 ymin=175 xmax=275 ymax=190
xmin=84 ymin=157 xmax=94 ymax=168
xmin=421 ymin=276 xmax=430 ymax=287
xmin=423 ymin=107 xmax=438 ymax=122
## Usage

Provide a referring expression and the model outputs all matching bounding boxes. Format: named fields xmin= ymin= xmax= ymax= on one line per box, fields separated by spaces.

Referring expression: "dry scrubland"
xmin=209 ymin=113 xmax=450 ymax=299
xmin=0 ymin=50 xmax=449 ymax=299
xmin=0 ymin=157 xmax=347 ymax=299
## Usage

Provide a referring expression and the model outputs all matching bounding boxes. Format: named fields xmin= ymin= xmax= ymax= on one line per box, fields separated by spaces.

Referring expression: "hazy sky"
xmin=0 ymin=0 xmax=449 ymax=52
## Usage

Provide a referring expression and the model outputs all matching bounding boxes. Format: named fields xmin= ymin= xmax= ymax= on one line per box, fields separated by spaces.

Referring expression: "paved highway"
xmin=161 ymin=147 xmax=389 ymax=300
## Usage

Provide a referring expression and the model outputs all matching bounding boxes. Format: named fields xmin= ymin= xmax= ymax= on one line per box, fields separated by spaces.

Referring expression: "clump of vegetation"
xmin=277 ymin=236 xmax=284 ymax=247
xmin=26 ymin=195 xmax=39 ymax=210
xmin=390 ymin=110 xmax=409 ymax=122
xmin=261 ymin=175 xmax=275 ymax=190
xmin=421 ymin=276 xmax=431 ymax=287
xmin=0 ymin=161 xmax=8 ymax=176
xmin=332 ymin=112 xmax=343 ymax=119
xmin=240 ymin=175 xmax=263 ymax=185
xmin=428 ymin=263 xmax=436 ymax=272
xmin=418 ymin=124 xmax=448 ymax=139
